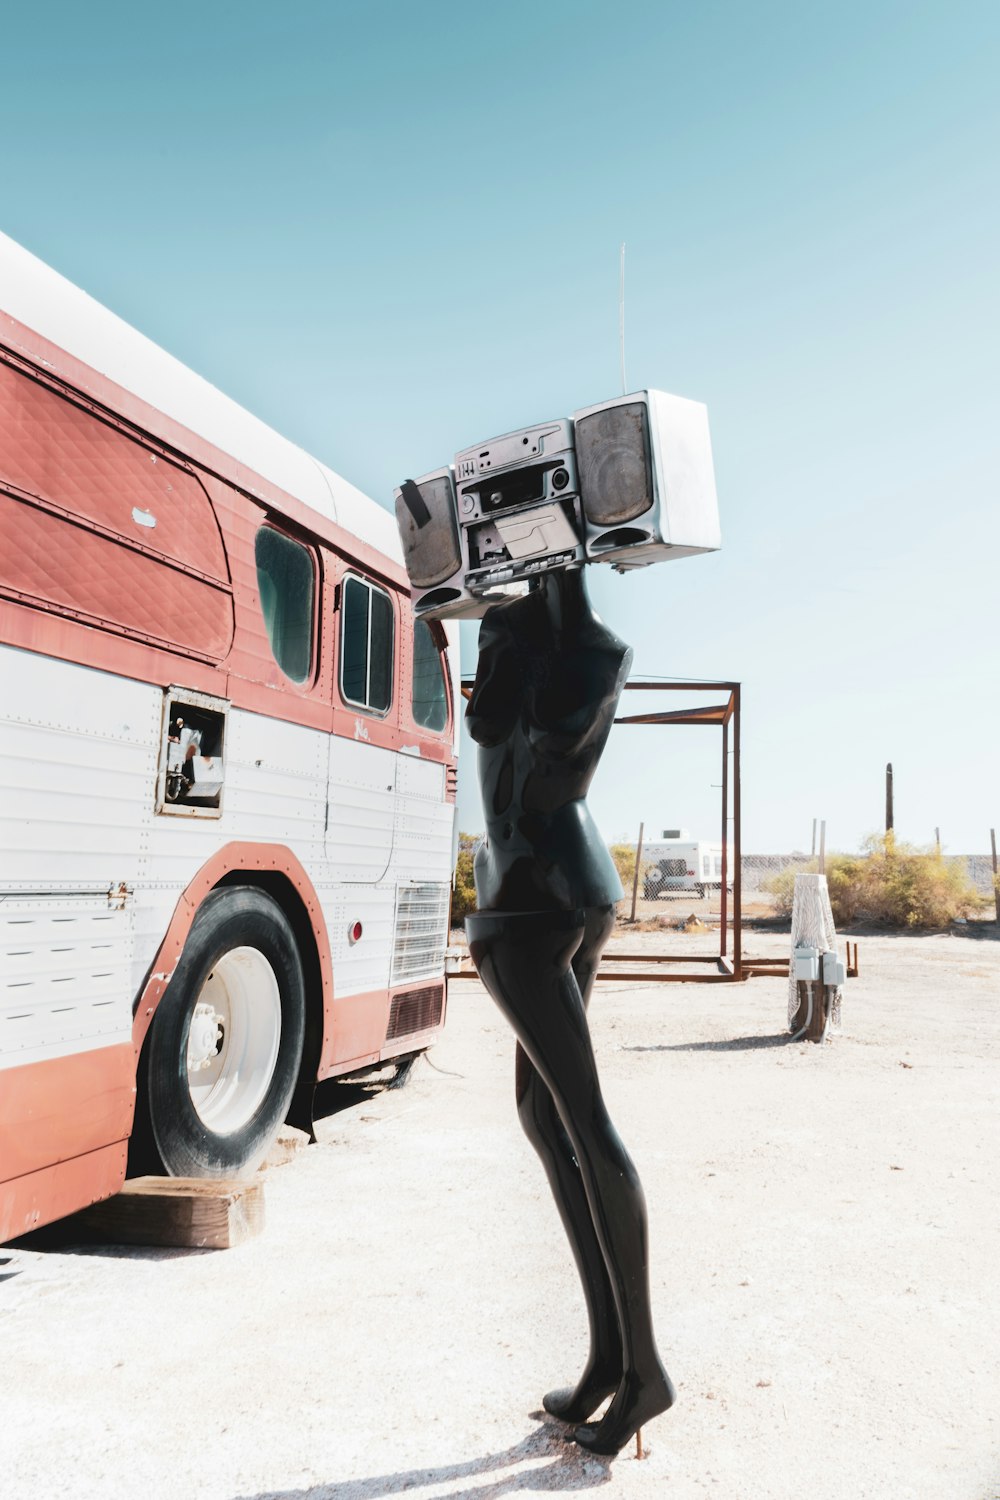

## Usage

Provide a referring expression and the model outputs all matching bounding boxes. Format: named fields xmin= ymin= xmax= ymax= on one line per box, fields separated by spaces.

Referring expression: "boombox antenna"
xmin=619 ymin=242 xmax=627 ymax=395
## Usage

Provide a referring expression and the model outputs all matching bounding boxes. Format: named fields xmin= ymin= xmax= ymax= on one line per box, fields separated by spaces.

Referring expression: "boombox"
xmin=395 ymin=389 xmax=720 ymax=620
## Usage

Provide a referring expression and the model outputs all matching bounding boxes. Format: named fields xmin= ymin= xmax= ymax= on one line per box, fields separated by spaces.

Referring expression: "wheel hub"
xmin=187 ymin=1001 xmax=223 ymax=1072
xmin=186 ymin=947 xmax=282 ymax=1134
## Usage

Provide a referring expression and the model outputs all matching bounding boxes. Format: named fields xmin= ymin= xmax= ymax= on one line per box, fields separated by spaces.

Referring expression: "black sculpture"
xmin=465 ymin=565 xmax=675 ymax=1456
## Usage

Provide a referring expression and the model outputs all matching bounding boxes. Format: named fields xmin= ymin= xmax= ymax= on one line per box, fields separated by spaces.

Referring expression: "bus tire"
xmin=143 ymin=886 xmax=307 ymax=1178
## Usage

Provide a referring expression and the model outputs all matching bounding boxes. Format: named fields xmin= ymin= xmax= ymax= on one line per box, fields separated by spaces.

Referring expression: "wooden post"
xmin=885 ymin=763 xmax=894 ymax=834
xmin=992 ymin=828 xmax=999 ymax=925
xmin=935 ymin=827 xmax=941 ymax=856
xmin=819 ymin=820 xmax=826 ymax=875
xmin=807 ymin=978 xmax=827 ymax=1043
xmin=811 ymin=818 xmax=817 ymax=858
xmin=630 ymin=821 xmax=644 ymax=923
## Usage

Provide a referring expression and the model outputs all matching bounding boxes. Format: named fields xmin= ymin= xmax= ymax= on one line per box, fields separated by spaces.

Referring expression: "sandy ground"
xmin=2 ymin=926 xmax=998 ymax=1500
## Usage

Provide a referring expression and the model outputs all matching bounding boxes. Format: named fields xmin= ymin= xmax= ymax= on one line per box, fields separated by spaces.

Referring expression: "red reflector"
xmin=349 ymin=921 xmax=363 ymax=944
xmin=686 ymin=869 xmax=695 ymax=876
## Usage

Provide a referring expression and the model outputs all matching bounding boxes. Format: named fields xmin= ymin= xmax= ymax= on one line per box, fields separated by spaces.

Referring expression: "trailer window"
xmin=255 ymin=527 xmax=315 ymax=683
xmin=412 ymin=620 xmax=448 ymax=732
xmin=341 ymin=576 xmax=394 ymax=713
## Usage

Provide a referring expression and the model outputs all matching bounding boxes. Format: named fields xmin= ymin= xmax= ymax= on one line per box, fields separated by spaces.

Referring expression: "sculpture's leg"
xmin=516 ymin=906 xmax=622 ymax=1423
xmin=467 ymin=908 xmax=675 ymax=1456
xmin=517 ymin=1054 xmax=621 ymax=1422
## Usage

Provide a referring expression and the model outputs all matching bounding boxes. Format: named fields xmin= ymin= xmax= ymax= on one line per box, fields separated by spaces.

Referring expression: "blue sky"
xmin=2 ymin=0 xmax=997 ymax=852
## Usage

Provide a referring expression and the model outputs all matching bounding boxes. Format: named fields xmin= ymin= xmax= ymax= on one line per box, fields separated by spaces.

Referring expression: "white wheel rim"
xmin=185 ymin=947 xmax=282 ymax=1134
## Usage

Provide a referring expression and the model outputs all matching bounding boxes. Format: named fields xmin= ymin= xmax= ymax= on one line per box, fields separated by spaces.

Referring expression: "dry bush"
xmin=450 ymin=832 xmax=479 ymax=923
xmin=609 ymin=842 xmax=638 ymax=893
xmin=828 ymin=834 xmax=984 ymax=928
xmin=765 ymin=838 xmax=984 ymax=929
xmin=762 ymin=863 xmax=808 ymax=919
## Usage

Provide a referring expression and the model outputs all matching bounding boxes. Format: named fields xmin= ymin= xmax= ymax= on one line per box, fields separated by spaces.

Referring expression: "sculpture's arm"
xmin=465 ymin=609 xmax=522 ymax=748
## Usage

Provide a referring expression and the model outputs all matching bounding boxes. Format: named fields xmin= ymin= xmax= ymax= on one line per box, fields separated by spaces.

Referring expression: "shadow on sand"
xmin=625 ymin=1032 xmax=792 ymax=1053
xmin=233 ymin=1419 xmax=616 ymax=1500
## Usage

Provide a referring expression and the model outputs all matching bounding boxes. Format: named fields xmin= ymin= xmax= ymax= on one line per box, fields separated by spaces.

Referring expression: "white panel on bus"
xmin=223 ymin=709 xmax=328 ymax=857
xmin=326 ymin=738 xmax=396 ymax=882
xmin=0 ymin=894 xmax=133 ymax=1069
xmin=0 ymin=646 xmax=159 ymax=890
xmin=393 ymin=756 xmax=453 ymax=888
xmin=325 ymin=887 xmax=395 ymax=994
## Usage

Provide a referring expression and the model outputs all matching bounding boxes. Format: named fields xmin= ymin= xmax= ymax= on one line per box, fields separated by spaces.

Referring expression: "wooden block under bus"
xmin=73 ymin=1176 xmax=265 ymax=1250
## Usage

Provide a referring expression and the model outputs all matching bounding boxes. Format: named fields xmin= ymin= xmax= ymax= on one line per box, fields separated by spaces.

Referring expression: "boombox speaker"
xmin=395 ymin=469 xmax=462 ymax=589
xmin=394 ymin=468 xmax=501 ymax=620
xmin=573 ymin=390 xmax=720 ymax=570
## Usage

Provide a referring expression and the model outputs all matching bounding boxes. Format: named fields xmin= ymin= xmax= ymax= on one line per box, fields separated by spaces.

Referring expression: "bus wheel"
xmin=143 ymin=887 xmax=306 ymax=1178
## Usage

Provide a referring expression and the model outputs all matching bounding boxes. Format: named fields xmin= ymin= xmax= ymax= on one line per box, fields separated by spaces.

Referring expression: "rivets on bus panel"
xmin=348 ymin=921 xmax=363 ymax=945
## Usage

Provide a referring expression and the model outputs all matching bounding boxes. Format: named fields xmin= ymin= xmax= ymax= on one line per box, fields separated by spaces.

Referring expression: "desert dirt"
xmin=2 ymin=922 xmax=998 ymax=1500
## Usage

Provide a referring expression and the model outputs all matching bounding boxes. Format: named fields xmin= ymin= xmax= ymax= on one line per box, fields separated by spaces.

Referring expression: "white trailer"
xmin=640 ymin=828 xmax=731 ymax=899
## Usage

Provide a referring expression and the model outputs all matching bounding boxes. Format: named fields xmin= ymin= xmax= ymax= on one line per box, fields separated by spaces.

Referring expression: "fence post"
xmin=992 ymin=828 xmax=999 ymax=925
xmin=630 ymin=821 xmax=644 ymax=923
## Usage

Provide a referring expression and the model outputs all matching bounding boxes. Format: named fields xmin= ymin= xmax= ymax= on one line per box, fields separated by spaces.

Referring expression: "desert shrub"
xmin=762 ymin=863 xmax=811 ymax=919
xmin=764 ymin=838 xmax=983 ymax=928
xmin=609 ymin=843 xmax=637 ymax=893
xmin=826 ymin=834 xmax=983 ymax=928
xmin=450 ymin=832 xmax=479 ymax=923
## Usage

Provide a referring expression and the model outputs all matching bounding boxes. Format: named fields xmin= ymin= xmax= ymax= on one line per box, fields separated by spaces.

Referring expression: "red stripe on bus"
xmin=0 ymin=1042 xmax=135 ymax=1184
xmin=1 ymin=1142 xmax=128 ymax=1244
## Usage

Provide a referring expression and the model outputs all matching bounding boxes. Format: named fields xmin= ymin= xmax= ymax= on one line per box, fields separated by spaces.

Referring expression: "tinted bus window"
xmin=341 ymin=576 xmax=394 ymax=713
xmin=255 ymin=527 xmax=315 ymax=682
xmin=412 ymin=620 xmax=448 ymax=732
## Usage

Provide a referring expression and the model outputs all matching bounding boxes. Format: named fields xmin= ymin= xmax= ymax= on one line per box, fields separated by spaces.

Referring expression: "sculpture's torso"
xmin=466 ymin=573 xmax=632 ymax=913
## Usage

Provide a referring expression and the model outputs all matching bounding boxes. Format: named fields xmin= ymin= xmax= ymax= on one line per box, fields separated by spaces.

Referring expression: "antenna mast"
xmin=619 ymin=242 xmax=627 ymax=395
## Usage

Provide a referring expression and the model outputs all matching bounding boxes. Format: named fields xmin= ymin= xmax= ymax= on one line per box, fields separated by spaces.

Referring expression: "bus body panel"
xmin=0 ymin=1142 xmax=128 ymax=1244
xmin=0 ymin=233 xmax=456 ymax=1235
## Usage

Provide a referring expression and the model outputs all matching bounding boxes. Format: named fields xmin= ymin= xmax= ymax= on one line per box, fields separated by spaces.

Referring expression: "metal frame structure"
xmin=453 ymin=672 xmax=854 ymax=989
xmin=597 ymin=680 xmax=749 ymax=983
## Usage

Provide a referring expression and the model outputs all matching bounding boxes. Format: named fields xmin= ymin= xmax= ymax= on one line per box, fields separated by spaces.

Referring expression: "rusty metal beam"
xmin=597 ymin=973 xmax=735 ymax=983
xmin=603 ymin=952 xmax=722 ymax=964
xmin=615 ymin=705 xmax=729 ymax=726
xmin=621 ymin=680 xmax=740 ymax=693
xmin=732 ymin=683 xmax=742 ymax=979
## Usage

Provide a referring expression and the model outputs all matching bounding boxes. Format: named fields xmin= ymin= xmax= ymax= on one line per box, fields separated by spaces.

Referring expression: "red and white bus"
xmin=0 ymin=232 xmax=459 ymax=1239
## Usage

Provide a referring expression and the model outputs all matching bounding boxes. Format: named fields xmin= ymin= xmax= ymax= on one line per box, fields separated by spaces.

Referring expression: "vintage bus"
xmin=0 ymin=232 xmax=459 ymax=1240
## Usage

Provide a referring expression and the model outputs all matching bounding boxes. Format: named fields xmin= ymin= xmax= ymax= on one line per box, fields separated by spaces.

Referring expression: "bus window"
xmin=341 ymin=575 xmax=394 ymax=713
xmin=255 ymin=527 xmax=315 ymax=683
xmin=412 ymin=619 xmax=448 ymax=732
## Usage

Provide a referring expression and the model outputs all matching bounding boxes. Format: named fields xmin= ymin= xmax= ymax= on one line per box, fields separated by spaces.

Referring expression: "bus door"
xmin=326 ymin=573 xmax=397 ymax=881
